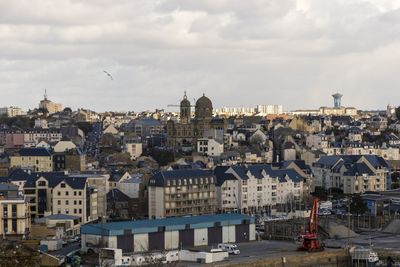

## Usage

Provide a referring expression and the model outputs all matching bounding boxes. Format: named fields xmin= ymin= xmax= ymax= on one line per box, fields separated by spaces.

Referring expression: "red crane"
xmin=297 ymin=197 xmax=324 ymax=252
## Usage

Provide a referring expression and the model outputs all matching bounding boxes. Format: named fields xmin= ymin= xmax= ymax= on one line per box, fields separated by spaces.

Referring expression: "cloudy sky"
xmin=1 ymin=0 xmax=400 ymax=112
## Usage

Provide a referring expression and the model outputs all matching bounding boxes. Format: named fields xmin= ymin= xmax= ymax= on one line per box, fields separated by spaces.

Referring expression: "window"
xmin=65 ymin=209 xmax=69 ymax=214
xmin=12 ymin=219 xmax=17 ymax=232
xmin=79 ymin=209 xmax=82 ymax=214
xmin=57 ymin=200 xmax=61 ymax=205
xmin=65 ymin=191 xmax=69 ymax=196
xmin=74 ymin=200 xmax=77 ymax=205
xmin=60 ymin=183 xmax=66 ymax=188
xmin=78 ymin=191 xmax=82 ymax=196
xmin=66 ymin=200 xmax=69 ymax=205
xmin=79 ymin=200 xmax=82 ymax=205
xmin=74 ymin=209 xmax=77 ymax=214
xmin=74 ymin=191 xmax=77 ymax=196
xmin=57 ymin=191 xmax=61 ymax=196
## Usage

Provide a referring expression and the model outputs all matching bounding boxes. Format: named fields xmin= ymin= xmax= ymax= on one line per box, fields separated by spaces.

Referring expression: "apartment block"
xmin=0 ymin=183 xmax=30 ymax=240
xmin=148 ymin=169 xmax=217 ymax=218
xmin=215 ymin=164 xmax=305 ymax=214
xmin=312 ymin=155 xmax=390 ymax=194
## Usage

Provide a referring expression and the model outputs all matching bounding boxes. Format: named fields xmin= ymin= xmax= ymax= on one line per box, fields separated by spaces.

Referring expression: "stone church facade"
xmin=167 ymin=93 xmax=226 ymax=148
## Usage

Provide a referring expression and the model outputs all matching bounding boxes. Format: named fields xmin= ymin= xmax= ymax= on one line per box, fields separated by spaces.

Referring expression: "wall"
xmin=226 ymin=250 xmax=350 ymax=267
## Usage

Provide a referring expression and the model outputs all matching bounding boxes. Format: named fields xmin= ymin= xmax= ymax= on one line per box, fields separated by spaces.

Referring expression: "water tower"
xmin=332 ymin=93 xmax=343 ymax=108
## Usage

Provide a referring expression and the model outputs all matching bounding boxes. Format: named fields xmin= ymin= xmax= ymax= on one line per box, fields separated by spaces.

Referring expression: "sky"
xmin=1 ymin=0 xmax=400 ymax=112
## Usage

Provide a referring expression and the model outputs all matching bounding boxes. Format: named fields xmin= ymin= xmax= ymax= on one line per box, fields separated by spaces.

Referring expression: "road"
xmin=178 ymin=240 xmax=328 ymax=266
xmin=180 ymin=232 xmax=400 ymax=266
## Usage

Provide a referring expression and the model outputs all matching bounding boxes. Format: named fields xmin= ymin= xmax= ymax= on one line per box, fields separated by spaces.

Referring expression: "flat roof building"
xmin=81 ymin=213 xmax=255 ymax=253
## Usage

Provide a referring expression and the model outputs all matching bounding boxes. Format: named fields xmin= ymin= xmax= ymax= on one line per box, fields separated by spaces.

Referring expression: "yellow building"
xmin=10 ymin=148 xmax=53 ymax=172
xmin=0 ymin=183 xmax=31 ymax=239
xmin=39 ymin=92 xmax=62 ymax=114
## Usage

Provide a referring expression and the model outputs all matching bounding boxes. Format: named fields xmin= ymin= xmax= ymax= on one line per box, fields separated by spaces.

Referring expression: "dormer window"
xmin=61 ymin=183 xmax=66 ymax=188
xmin=38 ymin=181 xmax=46 ymax=186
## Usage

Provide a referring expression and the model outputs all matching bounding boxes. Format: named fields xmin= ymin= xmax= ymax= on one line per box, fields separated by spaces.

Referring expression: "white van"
xmin=217 ymin=243 xmax=240 ymax=255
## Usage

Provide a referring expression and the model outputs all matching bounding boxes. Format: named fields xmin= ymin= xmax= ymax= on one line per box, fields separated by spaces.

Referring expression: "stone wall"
xmin=226 ymin=250 xmax=351 ymax=267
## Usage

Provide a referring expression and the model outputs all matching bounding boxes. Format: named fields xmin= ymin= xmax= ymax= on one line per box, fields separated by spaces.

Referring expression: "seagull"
xmin=103 ymin=70 xmax=113 ymax=80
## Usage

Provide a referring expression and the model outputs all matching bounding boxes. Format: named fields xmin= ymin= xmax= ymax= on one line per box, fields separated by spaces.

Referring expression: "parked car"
xmin=217 ymin=243 xmax=240 ymax=255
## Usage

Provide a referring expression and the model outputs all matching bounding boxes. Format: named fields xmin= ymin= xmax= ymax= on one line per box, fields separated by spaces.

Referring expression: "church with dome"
xmin=167 ymin=93 xmax=227 ymax=148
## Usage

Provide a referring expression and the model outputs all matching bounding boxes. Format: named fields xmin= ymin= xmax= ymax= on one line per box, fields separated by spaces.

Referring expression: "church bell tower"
xmin=180 ymin=91 xmax=191 ymax=124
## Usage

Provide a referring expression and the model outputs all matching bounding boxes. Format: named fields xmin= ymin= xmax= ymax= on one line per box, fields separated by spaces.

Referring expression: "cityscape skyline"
xmin=1 ymin=1 xmax=400 ymax=111
xmin=0 ymin=90 xmax=394 ymax=113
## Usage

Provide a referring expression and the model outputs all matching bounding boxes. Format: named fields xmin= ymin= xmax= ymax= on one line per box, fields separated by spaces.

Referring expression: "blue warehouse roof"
xmin=81 ymin=213 xmax=255 ymax=236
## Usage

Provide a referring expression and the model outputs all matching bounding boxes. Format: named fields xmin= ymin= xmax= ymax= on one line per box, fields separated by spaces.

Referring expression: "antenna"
xmin=44 ymin=89 xmax=48 ymax=100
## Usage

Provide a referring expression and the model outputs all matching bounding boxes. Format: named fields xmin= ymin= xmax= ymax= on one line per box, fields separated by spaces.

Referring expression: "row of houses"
xmin=8 ymin=147 xmax=85 ymax=172
xmin=312 ymin=155 xmax=390 ymax=194
xmin=148 ymin=162 xmax=310 ymax=218
xmin=0 ymin=128 xmax=63 ymax=148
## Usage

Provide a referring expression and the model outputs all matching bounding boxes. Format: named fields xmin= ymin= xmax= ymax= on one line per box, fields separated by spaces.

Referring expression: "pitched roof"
xmin=230 ymin=166 xmax=250 ymax=180
xmin=363 ymin=155 xmax=390 ymax=169
xmin=344 ymin=163 xmax=374 ymax=176
xmin=17 ymin=148 xmax=51 ymax=157
xmin=24 ymin=173 xmax=87 ymax=189
xmin=214 ymin=166 xmax=236 ymax=186
xmin=149 ymin=169 xmax=214 ymax=187
xmin=107 ymin=188 xmax=131 ymax=202
xmin=6 ymin=169 xmax=32 ymax=181
xmin=268 ymin=169 xmax=304 ymax=183
xmin=314 ymin=156 xmax=343 ymax=168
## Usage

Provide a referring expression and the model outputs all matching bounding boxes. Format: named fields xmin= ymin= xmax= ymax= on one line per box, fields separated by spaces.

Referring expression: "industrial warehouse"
xmin=81 ymin=214 xmax=256 ymax=253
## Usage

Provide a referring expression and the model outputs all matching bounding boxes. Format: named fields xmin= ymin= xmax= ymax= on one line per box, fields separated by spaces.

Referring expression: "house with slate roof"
xmin=312 ymin=155 xmax=390 ymax=194
xmin=23 ymin=172 xmax=98 ymax=223
xmin=148 ymin=169 xmax=217 ymax=218
xmin=10 ymin=148 xmax=53 ymax=172
xmin=215 ymin=164 xmax=306 ymax=214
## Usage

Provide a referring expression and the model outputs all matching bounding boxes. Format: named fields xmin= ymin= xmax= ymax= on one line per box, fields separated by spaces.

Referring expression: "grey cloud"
xmin=0 ymin=0 xmax=400 ymax=112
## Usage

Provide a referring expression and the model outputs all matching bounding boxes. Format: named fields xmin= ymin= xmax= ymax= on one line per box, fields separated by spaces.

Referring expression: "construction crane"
xmin=167 ymin=91 xmax=196 ymax=108
xmin=297 ymin=197 xmax=324 ymax=252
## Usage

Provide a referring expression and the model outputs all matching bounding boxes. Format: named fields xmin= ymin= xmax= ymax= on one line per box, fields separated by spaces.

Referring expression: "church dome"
xmin=195 ymin=94 xmax=213 ymax=119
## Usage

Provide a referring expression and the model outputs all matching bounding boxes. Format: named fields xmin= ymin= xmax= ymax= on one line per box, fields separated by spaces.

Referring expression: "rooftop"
xmin=81 ymin=213 xmax=254 ymax=236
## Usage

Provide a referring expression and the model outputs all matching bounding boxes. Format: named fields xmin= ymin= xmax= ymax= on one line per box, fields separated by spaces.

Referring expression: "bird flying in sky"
xmin=103 ymin=70 xmax=113 ymax=80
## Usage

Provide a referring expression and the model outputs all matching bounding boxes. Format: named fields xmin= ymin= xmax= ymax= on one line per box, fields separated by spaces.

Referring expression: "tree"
xmin=391 ymin=172 xmax=400 ymax=190
xmin=350 ymin=194 xmax=368 ymax=215
xmin=312 ymin=186 xmax=327 ymax=201
xmin=396 ymin=106 xmax=400 ymax=121
xmin=148 ymin=148 xmax=176 ymax=166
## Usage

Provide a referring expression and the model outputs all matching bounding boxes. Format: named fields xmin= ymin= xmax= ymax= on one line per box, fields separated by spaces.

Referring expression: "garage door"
xmin=207 ymin=227 xmax=222 ymax=246
xmin=235 ymin=224 xmax=249 ymax=243
xmin=179 ymin=229 xmax=194 ymax=248
xmin=117 ymin=234 xmax=133 ymax=253
xmin=148 ymin=232 xmax=165 ymax=251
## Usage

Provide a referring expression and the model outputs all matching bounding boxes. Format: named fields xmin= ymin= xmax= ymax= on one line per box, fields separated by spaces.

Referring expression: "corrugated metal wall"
xmin=207 ymin=226 xmax=222 ymax=245
xmin=179 ymin=229 xmax=194 ymax=248
xmin=148 ymin=232 xmax=165 ymax=251
xmin=235 ymin=224 xmax=249 ymax=243
xmin=117 ymin=234 xmax=133 ymax=253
